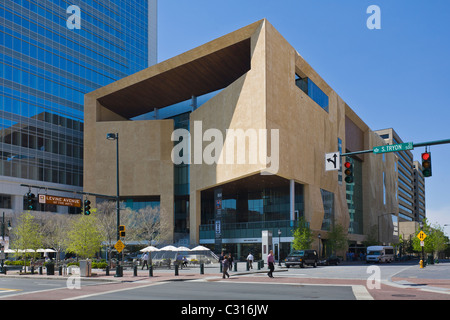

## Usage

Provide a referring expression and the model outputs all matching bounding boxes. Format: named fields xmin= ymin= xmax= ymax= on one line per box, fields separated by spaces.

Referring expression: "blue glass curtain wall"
xmin=200 ymin=176 xmax=304 ymax=241
xmin=0 ymin=0 xmax=151 ymax=187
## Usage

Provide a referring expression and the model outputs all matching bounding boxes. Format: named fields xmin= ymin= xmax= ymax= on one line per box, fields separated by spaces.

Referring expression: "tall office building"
xmin=0 ymin=0 xmax=157 ymax=214
xmin=413 ymin=161 xmax=426 ymax=222
xmin=374 ymin=128 xmax=425 ymax=223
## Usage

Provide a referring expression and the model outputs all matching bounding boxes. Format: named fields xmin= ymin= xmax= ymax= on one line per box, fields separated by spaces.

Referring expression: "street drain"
xmin=392 ymin=294 xmax=416 ymax=297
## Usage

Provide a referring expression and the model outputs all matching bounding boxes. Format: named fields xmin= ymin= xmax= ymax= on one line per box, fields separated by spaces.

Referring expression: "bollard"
xmin=420 ymin=259 xmax=423 ymax=269
xmin=39 ymin=266 xmax=43 ymax=275
xmin=175 ymin=264 xmax=179 ymax=276
xmin=149 ymin=265 xmax=153 ymax=277
xmin=200 ymin=263 xmax=204 ymax=275
xmin=234 ymin=262 xmax=237 ymax=272
xmin=257 ymin=260 xmax=261 ymax=270
xmin=133 ymin=265 xmax=138 ymax=276
xmin=31 ymin=266 xmax=35 ymax=274
xmin=220 ymin=262 xmax=223 ymax=273
xmin=246 ymin=261 xmax=249 ymax=271
xmin=59 ymin=266 xmax=63 ymax=276
xmin=106 ymin=265 xmax=110 ymax=276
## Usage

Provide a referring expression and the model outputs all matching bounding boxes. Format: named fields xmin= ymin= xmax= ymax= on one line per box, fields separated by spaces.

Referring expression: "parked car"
xmin=285 ymin=250 xmax=318 ymax=268
xmin=325 ymin=255 xmax=341 ymax=266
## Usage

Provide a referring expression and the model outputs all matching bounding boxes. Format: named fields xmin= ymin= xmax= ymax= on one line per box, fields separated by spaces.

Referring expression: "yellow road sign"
xmin=417 ymin=231 xmax=427 ymax=241
xmin=114 ymin=239 xmax=125 ymax=253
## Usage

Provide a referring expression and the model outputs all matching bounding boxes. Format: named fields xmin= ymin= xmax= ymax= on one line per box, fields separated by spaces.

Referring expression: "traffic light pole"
xmin=341 ymin=138 xmax=450 ymax=157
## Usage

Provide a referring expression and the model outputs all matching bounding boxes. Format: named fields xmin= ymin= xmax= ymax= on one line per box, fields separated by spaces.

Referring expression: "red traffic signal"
xmin=421 ymin=152 xmax=432 ymax=177
xmin=344 ymin=161 xmax=353 ymax=183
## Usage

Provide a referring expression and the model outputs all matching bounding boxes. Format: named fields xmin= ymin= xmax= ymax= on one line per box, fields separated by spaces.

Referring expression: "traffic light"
xmin=83 ymin=199 xmax=91 ymax=215
xmin=25 ymin=192 xmax=35 ymax=210
xmin=344 ymin=161 xmax=353 ymax=183
xmin=421 ymin=152 xmax=432 ymax=177
xmin=119 ymin=225 xmax=126 ymax=237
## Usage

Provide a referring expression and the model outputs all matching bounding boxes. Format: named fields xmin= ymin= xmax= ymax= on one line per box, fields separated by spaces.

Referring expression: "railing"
xmin=199 ymin=220 xmax=306 ymax=240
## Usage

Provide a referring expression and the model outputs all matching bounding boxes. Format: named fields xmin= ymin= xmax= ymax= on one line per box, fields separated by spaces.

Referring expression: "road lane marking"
xmin=0 ymin=288 xmax=22 ymax=292
xmin=65 ymin=281 xmax=167 ymax=300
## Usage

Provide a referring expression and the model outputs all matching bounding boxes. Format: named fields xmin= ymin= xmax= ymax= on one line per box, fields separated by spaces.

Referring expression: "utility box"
xmin=79 ymin=260 xmax=92 ymax=277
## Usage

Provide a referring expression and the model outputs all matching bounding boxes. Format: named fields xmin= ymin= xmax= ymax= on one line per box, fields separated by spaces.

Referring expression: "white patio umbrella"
xmin=37 ymin=248 xmax=57 ymax=253
xmin=3 ymin=249 xmax=16 ymax=253
xmin=159 ymin=245 xmax=178 ymax=251
xmin=176 ymin=246 xmax=191 ymax=252
xmin=140 ymin=246 xmax=160 ymax=252
xmin=191 ymin=245 xmax=211 ymax=251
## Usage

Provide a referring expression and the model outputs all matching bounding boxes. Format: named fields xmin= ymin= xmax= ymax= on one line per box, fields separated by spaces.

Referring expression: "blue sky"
xmin=158 ymin=0 xmax=450 ymax=229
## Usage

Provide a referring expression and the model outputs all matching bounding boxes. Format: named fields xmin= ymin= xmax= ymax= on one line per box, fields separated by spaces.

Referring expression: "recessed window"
xmin=295 ymin=74 xmax=329 ymax=112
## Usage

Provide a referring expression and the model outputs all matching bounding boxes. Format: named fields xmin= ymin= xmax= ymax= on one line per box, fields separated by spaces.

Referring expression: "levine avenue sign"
xmin=38 ymin=194 xmax=81 ymax=207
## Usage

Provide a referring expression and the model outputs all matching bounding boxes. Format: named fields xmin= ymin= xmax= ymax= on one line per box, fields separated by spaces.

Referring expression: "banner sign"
xmin=39 ymin=194 xmax=81 ymax=207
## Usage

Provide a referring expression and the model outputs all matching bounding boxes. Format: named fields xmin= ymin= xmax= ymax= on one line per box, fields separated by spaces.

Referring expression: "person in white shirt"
xmin=246 ymin=252 xmax=254 ymax=269
xmin=141 ymin=252 xmax=149 ymax=270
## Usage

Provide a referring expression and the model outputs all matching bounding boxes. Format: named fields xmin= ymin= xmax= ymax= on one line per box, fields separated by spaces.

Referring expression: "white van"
xmin=366 ymin=246 xmax=395 ymax=263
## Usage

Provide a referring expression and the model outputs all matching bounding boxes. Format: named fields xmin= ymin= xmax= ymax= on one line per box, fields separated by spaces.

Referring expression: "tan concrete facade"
xmin=84 ymin=19 xmax=398 ymax=248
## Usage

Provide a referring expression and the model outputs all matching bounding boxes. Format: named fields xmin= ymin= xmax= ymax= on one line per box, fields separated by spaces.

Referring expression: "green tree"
xmin=292 ymin=218 xmax=312 ymax=250
xmin=412 ymin=219 xmax=447 ymax=259
xmin=327 ymin=223 xmax=348 ymax=255
xmin=66 ymin=214 xmax=102 ymax=259
xmin=11 ymin=212 xmax=43 ymax=268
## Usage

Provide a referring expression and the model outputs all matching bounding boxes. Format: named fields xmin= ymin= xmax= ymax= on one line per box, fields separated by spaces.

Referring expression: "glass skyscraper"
xmin=0 ymin=0 xmax=157 ymax=213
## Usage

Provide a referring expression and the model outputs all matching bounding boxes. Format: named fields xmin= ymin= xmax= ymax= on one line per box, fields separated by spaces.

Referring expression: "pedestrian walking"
xmin=141 ymin=252 xmax=149 ymax=270
xmin=219 ymin=251 xmax=225 ymax=264
xmin=267 ymin=250 xmax=275 ymax=278
xmin=222 ymin=254 xmax=230 ymax=279
xmin=246 ymin=252 xmax=254 ymax=269
xmin=228 ymin=253 xmax=234 ymax=271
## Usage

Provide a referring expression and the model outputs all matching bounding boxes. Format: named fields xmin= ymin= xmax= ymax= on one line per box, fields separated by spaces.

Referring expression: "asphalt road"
xmin=1 ymin=261 xmax=449 ymax=303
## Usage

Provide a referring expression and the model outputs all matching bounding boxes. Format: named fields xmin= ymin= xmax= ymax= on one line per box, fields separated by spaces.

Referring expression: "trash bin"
xmin=79 ymin=260 xmax=92 ymax=277
xmin=46 ymin=263 xmax=55 ymax=275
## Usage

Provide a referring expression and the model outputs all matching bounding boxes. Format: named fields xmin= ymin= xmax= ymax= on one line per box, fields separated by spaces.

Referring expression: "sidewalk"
xmin=388 ymin=262 xmax=450 ymax=294
xmin=0 ymin=262 xmax=275 ymax=283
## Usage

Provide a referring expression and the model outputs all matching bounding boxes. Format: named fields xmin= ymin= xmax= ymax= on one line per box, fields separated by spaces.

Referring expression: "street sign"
xmin=373 ymin=142 xmax=413 ymax=154
xmin=325 ymin=152 xmax=340 ymax=171
xmin=417 ymin=231 xmax=427 ymax=241
xmin=39 ymin=194 xmax=81 ymax=207
xmin=114 ymin=240 xmax=125 ymax=253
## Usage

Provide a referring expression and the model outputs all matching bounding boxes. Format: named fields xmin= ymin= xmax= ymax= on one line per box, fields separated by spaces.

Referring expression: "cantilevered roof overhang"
xmin=90 ymin=20 xmax=265 ymax=120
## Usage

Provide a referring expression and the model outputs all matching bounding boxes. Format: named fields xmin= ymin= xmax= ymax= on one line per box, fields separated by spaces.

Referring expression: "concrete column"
xmin=290 ymin=180 xmax=295 ymax=224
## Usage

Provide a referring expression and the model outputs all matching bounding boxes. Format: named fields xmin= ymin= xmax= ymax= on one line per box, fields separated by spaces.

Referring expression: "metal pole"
xmin=1 ymin=212 xmax=4 ymax=274
xmin=413 ymin=139 xmax=450 ymax=148
xmin=341 ymin=138 xmax=450 ymax=158
xmin=116 ymin=133 xmax=120 ymax=241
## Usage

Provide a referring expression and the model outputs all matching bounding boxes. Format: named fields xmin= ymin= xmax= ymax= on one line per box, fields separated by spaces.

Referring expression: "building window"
xmin=320 ymin=189 xmax=334 ymax=231
xmin=0 ymin=194 xmax=12 ymax=209
xmin=295 ymin=74 xmax=329 ymax=112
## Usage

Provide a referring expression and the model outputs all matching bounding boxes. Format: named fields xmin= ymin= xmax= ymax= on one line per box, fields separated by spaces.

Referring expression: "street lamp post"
xmin=278 ymin=229 xmax=281 ymax=266
xmin=1 ymin=212 xmax=12 ymax=274
xmin=106 ymin=133 xmax=122 ymax=277
xmin=318 ymin=233 xmax=321 ymax=259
